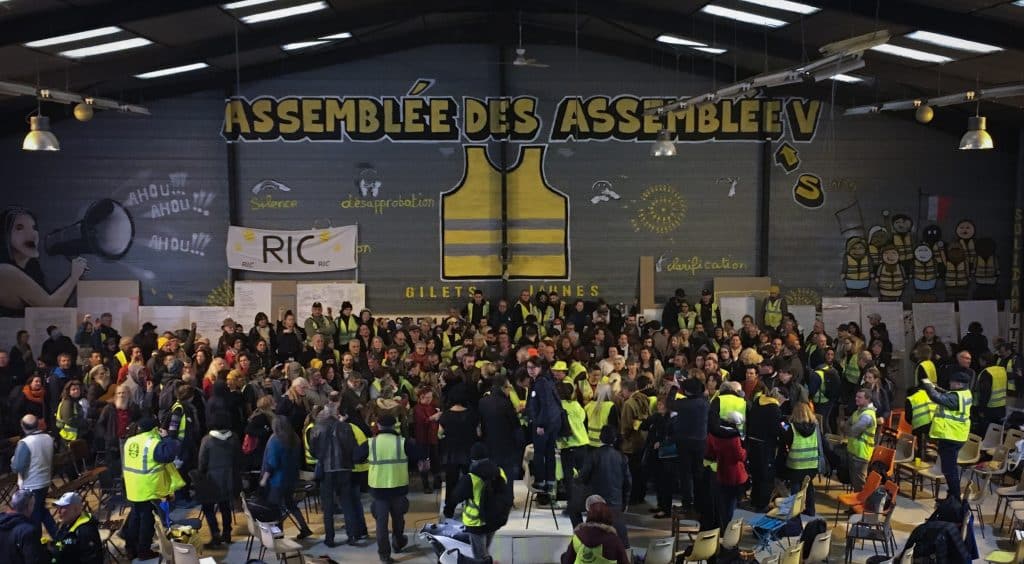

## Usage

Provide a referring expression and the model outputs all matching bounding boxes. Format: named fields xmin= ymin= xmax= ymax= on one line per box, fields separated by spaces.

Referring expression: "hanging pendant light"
xmin=959 ymin=115 xmax=993 ymax=150
xmin=651 ymin=128 xmax=677 ymax=157
xmin=22 ymin=115 xmax=60 ymax=151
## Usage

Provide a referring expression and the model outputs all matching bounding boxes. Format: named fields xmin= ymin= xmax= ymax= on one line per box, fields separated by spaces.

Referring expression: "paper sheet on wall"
xmin=75 ymin=280 xmax=140 ymax=337
xmin=0 ymin=317 xmax=24 ymax=352
xmin=295 ymin=283 xmax=366 ymax=317
xmin=912 ymin=302 xmax=958 ymax=347
xmin=234 ymin=282 xmax=273 ymax=328
xmin=138 ymin=307 xmax=192 ymax=334
xmin=189 ymin=307 xmax=234 ymax=352
xmin=24 ymin=307 xmax=79 ymax=351
xmin=821 ymin=297 xmax=874 ymax=336
xmin=719 ymin=297 xmax=755 ymax=328
xmin=788 ymin=305 xmax=817 ymax=337
xmin=958 ymin=300 xmax=1000 ymax=340
xmin=861 ymin=301 xmax=907 ymax=354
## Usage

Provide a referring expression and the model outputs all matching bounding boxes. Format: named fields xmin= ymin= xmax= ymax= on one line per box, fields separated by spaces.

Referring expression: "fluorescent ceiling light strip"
xmin=905 ymin=30 xmax=1002 ymax=54
xmin=24 ymin=26 xmax=122 ymax=48
xmin=829 ymin=73 xmax=863 ymax=83
xmin=282 ymin=41 xmax=329 ymax=51
xmin=222 ymin=0 xmax=276 ymax=9
xmin=738 ymin=0 xmax=820 ymax=15
xmin=59 ymin=37 xmax=153 ymax=59
xmin=700 ymin=5 xmax=788 ymax=28
xmin=135 ymin=62 xmax=209 ymax=79
xmin=869 ymin=43 xmax=953 ymax=63
xmin=694 ymin=47 xmax=727 ymax=55
xmin=241 ymin=1 xmax=328 ymax=24
xmin=656 ymin=34 xmax=706 ymax=47
xmin=1015 ymin=1 xmax=1024 ymax=6
xmin=320 ymin=32 xmax=352 ymax=40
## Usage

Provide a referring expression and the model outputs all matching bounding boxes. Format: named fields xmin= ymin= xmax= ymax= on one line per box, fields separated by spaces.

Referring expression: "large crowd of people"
xmin=0 ymin=285 xmax=1019 ymax=563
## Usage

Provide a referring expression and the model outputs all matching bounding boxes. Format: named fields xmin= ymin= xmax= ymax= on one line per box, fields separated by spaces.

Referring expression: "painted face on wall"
xmin=922 ymin=224 xmax=942 ymax=246
xmin=955 ymin=220 xmax=975 ymax=240
xmin=847 ymin=237 xmax=867 ymax=259
xmin=947 ymin=245 xmax=965 ymax=264
xmin=8 ymin=213 xmax=39 ymax=260
xmin=868 ymin=227 xmax=890 ymax=248
xmin=891 ymin=215 xmax=912 ymax=234
xmin=913 ymin=245 xmax=932 ymax=263
xmin=881 ymin=247 xmax=899 ymax=265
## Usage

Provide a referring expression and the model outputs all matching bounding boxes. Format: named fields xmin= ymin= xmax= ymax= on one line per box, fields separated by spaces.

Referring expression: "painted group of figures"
xmin=843 ymin=216 xmax=999 ymax=302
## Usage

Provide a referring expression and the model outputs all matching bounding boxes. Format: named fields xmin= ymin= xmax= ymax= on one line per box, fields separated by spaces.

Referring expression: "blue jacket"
xmin=262 ymin=435 xmax=300 ymax=490
xmin=526 ymin=373 xmax=562 ymax=432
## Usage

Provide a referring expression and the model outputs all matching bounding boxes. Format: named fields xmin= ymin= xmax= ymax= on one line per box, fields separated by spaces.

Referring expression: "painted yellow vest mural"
xmin=441 ymin=145 xmax=568 ymax=280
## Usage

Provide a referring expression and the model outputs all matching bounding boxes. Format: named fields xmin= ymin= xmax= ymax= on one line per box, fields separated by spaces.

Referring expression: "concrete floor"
xmin=111 ymin=463 xmax=1019 ymax=563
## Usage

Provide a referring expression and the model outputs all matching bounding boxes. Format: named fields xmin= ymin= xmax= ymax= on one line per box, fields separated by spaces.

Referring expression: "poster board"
xmin=821 ymin=297 xmax=873 ymax=335
xmin=234 ymin=281 xmax=273 ymax=328
xmin=719 ymin=296 xmax=755 ymax=328
xmin=958 ymin=300 xmax=1001 ymax=340
xmin=295 ymin=283 xmax=366 ymax=318
xmin=788 ymin=305 xmax=817 ymax=337
xmin=24 ymin=307 xmax=78 ymax=351
xmin=76 ymin=280 xmax=140 ymax=338
xmin=713 ymin=277 xmax=772 ymax=303
xmin=138 ymin=306 xmax=192 ymax=334
xmin=189 ymin=307 xmax=234 ymax=352
xmin=912 ymin=302 xmax=958 ymax=347
xmin=861 ymin=301 xmax=907 ymax=354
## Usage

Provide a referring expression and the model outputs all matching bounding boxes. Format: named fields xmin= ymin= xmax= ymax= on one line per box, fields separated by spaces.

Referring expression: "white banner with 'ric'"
xmin=226 ymin=225 xmax=358 ymax=272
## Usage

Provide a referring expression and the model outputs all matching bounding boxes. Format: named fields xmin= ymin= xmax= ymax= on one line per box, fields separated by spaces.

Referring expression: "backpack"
xmin=479 ymin=471 xmax=513 ymax=533
xmin=822 ymin=369 xmax=841 ymax=402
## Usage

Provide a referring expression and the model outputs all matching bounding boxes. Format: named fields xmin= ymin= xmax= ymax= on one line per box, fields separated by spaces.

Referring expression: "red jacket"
xmin=706 ymin=433 xmax=748 ymax=486
xmin=413 ymin=403 xmax=439 ymax=446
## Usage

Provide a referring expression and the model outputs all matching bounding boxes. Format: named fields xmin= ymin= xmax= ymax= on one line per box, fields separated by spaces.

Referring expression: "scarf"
xmin=22 ymin=384 xmax=45 ymax=404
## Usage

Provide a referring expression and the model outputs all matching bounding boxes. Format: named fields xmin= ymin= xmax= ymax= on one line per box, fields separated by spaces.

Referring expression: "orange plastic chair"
xmin=834 ymin=469 xmax=883 ymax=524
xmin=870 ymin=446 xmax=896 ymax=476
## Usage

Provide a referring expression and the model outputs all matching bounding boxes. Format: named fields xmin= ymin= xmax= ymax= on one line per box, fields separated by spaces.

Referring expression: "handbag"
xmin=657 ymin=441 xmax=679 ymax=459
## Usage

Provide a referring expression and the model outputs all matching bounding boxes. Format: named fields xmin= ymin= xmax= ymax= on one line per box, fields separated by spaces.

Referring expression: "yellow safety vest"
xmin=846 ymin=407 xmax=877 ymax=462
xmin=1004 ymin=357 xmax=1017 ymax=392
xmin=677 ymin=311 xmax=697 ymax=331
xmin=917 ymin=360 xmax=937 ymax=382
xmin=983 ymin=366 xmax=1007 ymax=408
xmin=975 ymin=256 xmax=998 ymax=284
xmin=694 ymin=302 xmax=719 ymax=326
xmin=718 ymin=394 xmax=746 ymax=436
xmin=764 ymin=299 xmax=783 ymax=328
xmin=786 ymin=429 xmax=819 ymax=471
xmin=875 ymin=264 xmax=906 ymax=298
xmin=570 ymin=535 xmax=617 ymax=564
xmin=811 ymin=369 xmax=829 ymax=404
xmin=351 ymin=423 xmax=369 ymax=472
xmin=893 ymin=232 xmax=913 ymax=262
xmin=846 ymin=255 xmax=870 ymax=280
xmin=440 ymin=146 xmax=568 ymax=279
xmin=930 ymin=389 xmax=972 ymax=443
xmin=462 ymin=468 xmax=507 ymax=528
xmin=367 ymin=433 xmax=408 ymax=489
xmin=569 ymin=361 xmax=587 ymax=382
xmin=441 ymin=333 xmax=459 ymax=361
xmin=115 ymin=350 xmax=128 ymax=367
xmin=907 ymin=389 xmax=936 ymax=429
xmin=170 ymin=401 xmax=187 ymax=441
xmin=467 ymin=302 xmax=490 ymax=323
xmin=843 ymin=355 xmax=861 ymax=385
xmin=584 ymin=401 xmax=613 ymax=447
xmin=558 ymin=400 xmax=589 ymax=449
xmin=914 ymin=259 xmax=937 ymax=281
xmin=647 ymin=395 xmax=658 ymax=411
xmin=56 ymin=400 xmax=80 ymax=442
xmin=336 ymin=315 xmax=359 ymax=345
xmin=945 ymin=260 xmax=969 ymax=287
xmin=123 ymin=431 xmax=164 ymax=502
xmin=303 ymin=422 xmax=316 ymax=466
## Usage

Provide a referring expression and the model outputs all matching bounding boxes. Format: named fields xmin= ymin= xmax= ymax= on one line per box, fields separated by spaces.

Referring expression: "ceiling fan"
xmin=497 ymin=18 xmax=549 ymax=68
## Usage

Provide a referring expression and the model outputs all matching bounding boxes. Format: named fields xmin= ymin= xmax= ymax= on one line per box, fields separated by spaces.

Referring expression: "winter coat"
xmin=478 ymin=387 xmax=522 ymax=469
xmin=195 ymin=430 xmax=240 ymax=504
xmin=525 ymin=373 xmax=562 ymax=432
xmin=0 ymin=511 xmax=47 ymax=564
xmin=706 ymin=426 xmax=748 ymax=486
xmin=310 ymin=415 xmax=357 ymax=473
xmin=619 ymin=391 xmax=651 ymax=455
xmin=747 ymin=395 xmax=783 ymax=452
xmin=439 ymin=408 xmax=479 ymax=466
xmin=668 ymin=393 xmax=708 ymax=442
xmin=451 ymin=457 xmax=502 ymax=533
xmin=560 ymin=521 xmax=630 ymax=564
xmin=578 ymin=445 xmax=631 ymax=508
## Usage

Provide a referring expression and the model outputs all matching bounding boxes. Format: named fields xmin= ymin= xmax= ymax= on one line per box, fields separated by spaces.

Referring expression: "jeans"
xmin=937 ymin=439 xmax=965 ymax=500
xmin=31 ymin=487 xmax=57 ymax=537
xmin=678 ymin=440 xmax=705 ymax=508
xmin=444 ymin=463 xmax=468 ymax=517
xmin=560 ymin=447 xmax=583 ymax=509
xmin=268 ymin=484 xmax=310 ymax=533
xmin=627 ymin=451 xmax=646 ymax=504
xmin=532 ymin=429 xmax=557 ymax=486
xmin=371 ymin=495 xmax=409 ymax=558
xmin=748 ymin=441 xmax=775 ymax=510
xmin=914 ymin=425 xmax=931 ymax=460
xmin=124 ymin=500 xmax=156 ymax=554
xmin=468 ymin=531 xmax=495 ymax=559
xmin=202 ymin=501 xmax=232 ymax=539
xmin=718 ymin=484 xmax=744 ymax=529
xmin=322 ymin=471 xmax=367 ymax=542
xmin=789 ymin=469 xmax=817 ymax=516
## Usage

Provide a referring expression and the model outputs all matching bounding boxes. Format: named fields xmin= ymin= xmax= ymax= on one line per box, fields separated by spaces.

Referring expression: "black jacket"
xmin=0 ymin=512 xmax=47 ymax=564
xmin=578 ymin=444 xmax=631 ymax=508
xmin=668 ymin=393 xmax=708 ymax=442
xmin=195 ymin=431 xmax=241 ymax=504
xmin=478 ymin=387 xmax=522 ymax=468
xmin=451 ymin=457 xmax=503 ymax=533
xmin=52 ymin=514 xmax=103 ymax=564
xmin=526 ymin=373 xmax=562 ymax=432
xmin=311 ymin=414 xmax=357 ymax=473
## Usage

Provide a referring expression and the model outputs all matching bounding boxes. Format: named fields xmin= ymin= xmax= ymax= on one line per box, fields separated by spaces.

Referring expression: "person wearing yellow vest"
xmin=695 ymin=289 xmax=722 ymax=329
xmin=839 ymin=389 xmax=877 ymax=492
xmin=997 ymin=341 xmax=1022 ymax=399
xmin=335 ymin=301 xmax=360 ymax=347
xmin=584 ymin=385 xmax=619 ymax=447
xmin=310 ymin=395 xmax=368 ymax=547
xmin=55 ymin=380 xmax=86 ymax=446
xmin=462 ymin=289 xmax=491 ymax=328
xmin=561 ymin=496 xmax=632 ymax=564
xmin=121 ymin=417 xmax=179 ymax=561
xmin=355 ymin=414 xmax=415 ymax=564
xmin=451 ymin=442 xmax=509 ymax=559
xmin=557 ymin=382 xmax=588 ymax=509
xmin=973 ymin=352 xmax=1007 ymax=435
xmin=710 ymin=381 xmax=746 ymax=437
xmin=49 ymin=492 xmax=103 ymax=564
xmin=902 ymin=385 xmax=936 ymax=461
xmin=913 ymin=344 xmax=939 ymax=384
xmin=783 ymin=402 xmax=821 ymax=517
xmin=922 ymin=369 xmax=972 ymax=500
xmin=762 ymin=285 xmax=787 ymax=329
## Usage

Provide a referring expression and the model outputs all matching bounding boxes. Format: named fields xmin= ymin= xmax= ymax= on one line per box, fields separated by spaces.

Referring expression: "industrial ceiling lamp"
xmin=23 ymin=114 xmax=60 ymax=151
xmin=959 ymin=102 xmax=993 ymax=150
xmin=651 ymin=128 xmax=677 ymax=157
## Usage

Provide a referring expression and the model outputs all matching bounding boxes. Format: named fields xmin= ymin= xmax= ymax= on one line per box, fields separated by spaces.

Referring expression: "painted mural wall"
xmin=0 ymin=45 xmax=1014 ymax=316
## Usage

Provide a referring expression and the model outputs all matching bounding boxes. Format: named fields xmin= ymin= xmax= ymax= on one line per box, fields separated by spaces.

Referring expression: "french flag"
xmin=924 ymin=194 xmax=951 ymax=222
